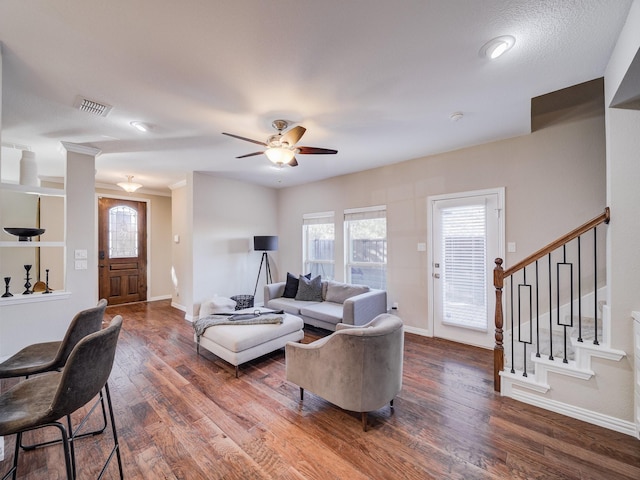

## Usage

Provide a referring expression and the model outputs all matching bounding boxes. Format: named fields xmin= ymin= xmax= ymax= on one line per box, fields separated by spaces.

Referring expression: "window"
xmin=440 ymin=203 xmax=487 ymax=330
xmin=302 ymin=211 xmax=335 ymax=280
xmin=108 ymin=205 xmax=138 ymax=258
xmin=344 ymin=206 xmax=387 ymax=289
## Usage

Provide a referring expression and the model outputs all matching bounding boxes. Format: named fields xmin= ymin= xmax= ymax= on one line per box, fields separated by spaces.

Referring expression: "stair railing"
xmin=493 ymin=207 xmax=610 ymax=391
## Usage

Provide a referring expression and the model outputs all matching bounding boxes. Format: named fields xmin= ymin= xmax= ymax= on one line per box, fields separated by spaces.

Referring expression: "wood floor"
xmin=2 ymin=299 xmax=639 ymax=479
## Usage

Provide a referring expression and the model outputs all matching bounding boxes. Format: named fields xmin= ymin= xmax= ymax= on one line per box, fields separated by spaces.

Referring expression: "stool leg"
xmin=66 ymin=415 xmax=77 ymax=479
xmin=6 ymin=431 xmax=22 ymax=480
xmin=21 ymin=391 xmax=108 ymax=451
xmin=99 ymin=383 xmax=124 ymax=480
xmin=54 ymin=423 xmax=74 ymax=480
xmin=5 ymin=425 xmax=74 ymax=480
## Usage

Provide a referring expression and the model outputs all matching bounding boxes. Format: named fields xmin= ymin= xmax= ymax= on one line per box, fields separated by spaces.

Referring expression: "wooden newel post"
xmin=493 ymin=258 xmax=504 ymax=392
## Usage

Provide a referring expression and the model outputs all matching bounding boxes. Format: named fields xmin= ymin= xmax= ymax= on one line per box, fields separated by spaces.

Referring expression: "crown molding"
xmin=60 ymin=141 xmax=102 ymax=156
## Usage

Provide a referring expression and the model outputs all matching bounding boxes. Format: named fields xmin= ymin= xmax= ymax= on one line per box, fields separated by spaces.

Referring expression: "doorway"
xmin=98 ymin=197 xmax=148 ymax=305
xmin=428 ymin=188 xmax=504 ymax=349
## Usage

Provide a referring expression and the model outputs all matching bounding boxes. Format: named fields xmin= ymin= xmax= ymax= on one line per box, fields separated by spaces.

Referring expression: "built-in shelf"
xmin=1 ymin=182 xmax=67 ymax=298
xmin=0 ymin=182 xmax=65 ymax=197
xmin=0 ymin=241 xmax=65 ymax=248
xmin=0 ymin=290 xmax=71 ymax=306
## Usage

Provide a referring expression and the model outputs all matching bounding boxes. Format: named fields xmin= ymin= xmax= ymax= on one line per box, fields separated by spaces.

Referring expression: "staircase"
xmin=493 ymin=208 xmax=633 ymax=435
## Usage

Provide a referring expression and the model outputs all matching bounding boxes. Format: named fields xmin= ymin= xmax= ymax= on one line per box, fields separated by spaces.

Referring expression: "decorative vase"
xmin=19 ymin=151 xmax=40 ymax=187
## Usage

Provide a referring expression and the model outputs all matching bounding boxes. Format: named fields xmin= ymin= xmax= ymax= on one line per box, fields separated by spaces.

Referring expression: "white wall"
xmin=173 ymin=173 xmax=278 ymax=319
xmin=605 ymin=0 xmax=640 ymax=350
xmin=604 ymin=0 xmax=640 ymax=424
xmin=171 ymin=181 xmax=192 ymax=313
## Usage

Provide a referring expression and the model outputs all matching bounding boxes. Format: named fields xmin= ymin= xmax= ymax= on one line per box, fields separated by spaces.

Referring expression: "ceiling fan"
xmin=222 ymin=119 xmax=338 ymax=167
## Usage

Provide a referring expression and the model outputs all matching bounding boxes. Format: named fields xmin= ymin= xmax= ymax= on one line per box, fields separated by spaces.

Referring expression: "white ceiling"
xmin=0 ymin=0 xmax=633 ymax=194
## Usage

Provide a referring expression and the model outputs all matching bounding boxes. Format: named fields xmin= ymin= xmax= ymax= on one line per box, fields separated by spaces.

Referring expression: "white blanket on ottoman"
xmin=195 ymin=311 xmax=304 ymax=376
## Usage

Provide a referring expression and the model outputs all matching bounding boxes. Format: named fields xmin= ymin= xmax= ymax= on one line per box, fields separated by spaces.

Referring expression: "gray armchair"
xmin=285 ymin=313 xmax=404 ymax=431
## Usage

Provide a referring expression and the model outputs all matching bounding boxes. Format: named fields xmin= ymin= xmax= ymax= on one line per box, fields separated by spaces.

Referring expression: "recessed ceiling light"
xmin=130 ymin=121 xmax=150 ymax=132
xmin=479 ymin=35 xmax=515 ymax=59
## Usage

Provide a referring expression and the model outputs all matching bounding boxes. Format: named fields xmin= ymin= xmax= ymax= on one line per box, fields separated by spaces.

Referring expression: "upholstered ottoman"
xmin=195 ymin=311 xmax=304 ymax=377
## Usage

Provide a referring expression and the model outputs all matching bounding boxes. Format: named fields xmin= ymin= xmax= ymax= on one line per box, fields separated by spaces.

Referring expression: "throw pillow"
xmin=283 ymin=272 xmax=311 ymax=298
xmin=295 ymin=275 xmax=323 ymax=301
xmin=199 ymin=295 xmax=237 ymax=319
xmin=282 ymin=272 xmax=298 ymax=298
xmin=325 ymin=281 xmax=370 ymax=304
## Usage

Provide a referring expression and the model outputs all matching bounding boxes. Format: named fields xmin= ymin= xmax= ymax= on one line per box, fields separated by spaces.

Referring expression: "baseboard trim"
xmin=149 ymin=294 xmax=172 ymax=302
xmin=171 ymin=301 xmax=185 ymax=312
xmin=509 ymin=387 xmax=637 ymax=437
xmin=403 ymin=325 xmax=430 ymax=337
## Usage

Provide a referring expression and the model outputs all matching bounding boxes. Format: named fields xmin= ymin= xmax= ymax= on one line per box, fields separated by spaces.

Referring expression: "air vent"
xmin=74 ymin=96 xmax=112 ymax=117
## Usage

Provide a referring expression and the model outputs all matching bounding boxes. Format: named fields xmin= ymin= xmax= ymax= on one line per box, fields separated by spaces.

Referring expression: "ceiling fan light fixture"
xmin=480 ymin=35 xmax=515 ymax=59
xmin=265 ymin=146 xmax=295 ymax=165
xmin=117 ymin=175 xmax=142 ymax=193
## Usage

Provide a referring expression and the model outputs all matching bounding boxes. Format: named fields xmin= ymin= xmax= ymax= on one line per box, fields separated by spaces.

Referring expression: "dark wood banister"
xmin=492 ymin=207 xmax=610 ymax=391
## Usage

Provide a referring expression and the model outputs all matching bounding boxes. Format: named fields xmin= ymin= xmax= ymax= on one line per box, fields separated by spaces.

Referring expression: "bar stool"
xmin=0 ymin=315 xmax=124 ymax=480
xmin=0 ymin=299 xmax=108 ymax=449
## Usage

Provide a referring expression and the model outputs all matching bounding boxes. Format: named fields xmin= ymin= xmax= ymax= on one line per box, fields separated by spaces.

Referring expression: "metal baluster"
xmin=557 ymin=244 xmax=572 ymax=364
xmin=548 ymin=252 xmax=553 ymax=361
xmin=593 ymin=226 xmax=599 ymax=345
xmin=535 ymin=260 xmax=540 ymax=358
xmin=510 ymin=276 xmax=515 ymax=374
xmin=578 ymin=236 xmax=583 ymax=342
xmin=519 ymin=268 xmax=532 ymax=377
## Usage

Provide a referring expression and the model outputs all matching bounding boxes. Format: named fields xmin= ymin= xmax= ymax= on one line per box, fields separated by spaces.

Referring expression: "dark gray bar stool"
xmin=0 ymin=315 xmax=124 ymax=480
xmin=0 ymin=299 xmax=108 ymax=449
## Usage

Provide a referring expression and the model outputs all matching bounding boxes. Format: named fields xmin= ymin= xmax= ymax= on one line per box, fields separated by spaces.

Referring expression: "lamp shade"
xmin=264 ymin=147 xmax=295 ymax=165
xmin=254 ymin=235 xmax=278 ymax=251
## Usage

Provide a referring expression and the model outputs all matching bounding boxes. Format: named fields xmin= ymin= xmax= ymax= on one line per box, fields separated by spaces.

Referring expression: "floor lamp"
xmin=253 ymin=236 xmax=278 ymax=296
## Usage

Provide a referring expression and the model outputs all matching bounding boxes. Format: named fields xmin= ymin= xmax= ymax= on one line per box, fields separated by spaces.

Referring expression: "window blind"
xmin=303 ymin=211 xmax=334 ymax=225
xmin=441 ymin=203 xmax=487 ymax=330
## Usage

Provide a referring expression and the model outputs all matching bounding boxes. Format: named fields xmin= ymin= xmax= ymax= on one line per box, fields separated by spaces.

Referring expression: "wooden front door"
xmin=98 ymin=197 xmax=147 ymax=305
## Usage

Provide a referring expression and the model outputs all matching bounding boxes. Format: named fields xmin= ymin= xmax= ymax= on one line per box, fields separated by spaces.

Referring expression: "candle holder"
xmin=43 ymin=268 xmax=52 ymax=294
xmin=23 ymin=264 xmax=32 ymax=295
xmin=2 ymin=277 xmax=12 ymax=297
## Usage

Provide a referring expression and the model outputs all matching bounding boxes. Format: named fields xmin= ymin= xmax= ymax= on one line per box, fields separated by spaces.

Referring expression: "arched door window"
xmin=108 ymin=205 xmax=138 ymax=258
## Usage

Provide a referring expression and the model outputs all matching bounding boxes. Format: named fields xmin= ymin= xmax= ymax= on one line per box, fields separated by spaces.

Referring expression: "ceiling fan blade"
xmin=236 ymin=151 xmax=265 ymax=159
xmin=222 ymin=132 xmax=268 ymax=146
xmin=297 ymin=146 xmax=338 ymax=155
xmin=281 ymin=126 xmax=306 ymax=146
xmin=288 ymin=157 xmax=299 ymax=167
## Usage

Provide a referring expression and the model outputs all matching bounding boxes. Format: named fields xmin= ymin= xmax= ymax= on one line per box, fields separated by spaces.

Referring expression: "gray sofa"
xmin=264 ymin=280 xmax=387 ymax=331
